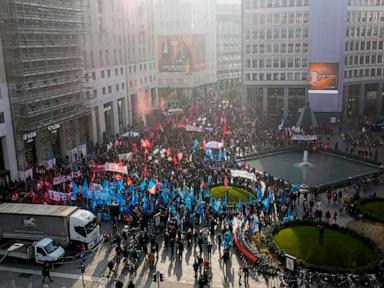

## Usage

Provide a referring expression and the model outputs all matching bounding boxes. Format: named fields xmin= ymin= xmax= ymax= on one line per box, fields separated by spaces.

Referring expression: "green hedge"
xmin=210 ymin=185 xmax=254 ymax=204
xmin=274 ymin=225 xmax=375 ymax=269
xmin=264 ymin=220 xmax=381 ymax=273
xmin=357 ymin=198 xmax=384 ymax=222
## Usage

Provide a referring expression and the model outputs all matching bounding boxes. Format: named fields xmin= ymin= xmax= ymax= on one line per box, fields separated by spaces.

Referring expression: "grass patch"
xmin=210 ymin=186 xmax=253 ymax=203
xmin=274 ymin=226 xmax=375 ymax=268
xmin=363 ymin=200 xmax=384 ymax=219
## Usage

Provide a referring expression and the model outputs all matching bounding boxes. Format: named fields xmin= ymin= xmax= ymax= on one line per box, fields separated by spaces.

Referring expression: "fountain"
xmin=294 ymin=150 xmax=313 ymax=168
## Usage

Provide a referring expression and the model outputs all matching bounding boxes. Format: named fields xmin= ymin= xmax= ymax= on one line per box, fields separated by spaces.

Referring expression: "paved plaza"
xmin=2 ymin=180 xmax=384 ymax=288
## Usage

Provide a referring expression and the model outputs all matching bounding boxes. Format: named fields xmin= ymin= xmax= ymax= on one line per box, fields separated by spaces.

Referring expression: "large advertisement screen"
xmin=157 ymin=35 xmax=206 ymax=73
xmin=308 ymin=63 xmax=339 ymax=91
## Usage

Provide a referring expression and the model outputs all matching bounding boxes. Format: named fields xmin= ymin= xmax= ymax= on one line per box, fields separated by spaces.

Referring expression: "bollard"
xmin=10 ymin=280 xmax=16 ymax=288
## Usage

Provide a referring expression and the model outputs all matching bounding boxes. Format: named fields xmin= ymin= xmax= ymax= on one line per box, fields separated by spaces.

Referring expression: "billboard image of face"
xmin=308 ymin=63 xmax=339 ymax=90
xmin=157 ymin=35 xmax=206 ymax=73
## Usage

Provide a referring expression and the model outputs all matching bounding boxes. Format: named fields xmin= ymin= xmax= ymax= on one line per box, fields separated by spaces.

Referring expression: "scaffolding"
xmin=1 ymin=0 xmax=91 ymax=132
xmin=0 ymin=0 xmax=92 ymax=170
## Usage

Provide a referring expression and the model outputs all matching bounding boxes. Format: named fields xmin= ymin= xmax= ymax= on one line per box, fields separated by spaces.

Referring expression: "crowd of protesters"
xmin=0 ymin=96 xmax=380 ymax=287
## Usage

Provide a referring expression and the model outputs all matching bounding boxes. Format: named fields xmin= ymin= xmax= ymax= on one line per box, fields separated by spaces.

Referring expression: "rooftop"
xmin=0 ymin=203 xmax=78 ymax=217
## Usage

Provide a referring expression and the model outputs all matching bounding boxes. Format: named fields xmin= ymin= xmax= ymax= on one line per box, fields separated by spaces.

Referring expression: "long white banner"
xmin=230 ymin=170 xmax=257 ymax=181
xmin=53 ymin=175 xmax=72 ymax=186
xmin=104 ymin=162 xmax=128 ymax=174
xmin=49 ymin=190 xmax=70 ymax=202
xmin=118 ymin=153 xmax=132 ymax=161
xmin=291 ymin=135 xmax=318 ymax=141
xmin=185 ymin=125 xmax=204 ymax=132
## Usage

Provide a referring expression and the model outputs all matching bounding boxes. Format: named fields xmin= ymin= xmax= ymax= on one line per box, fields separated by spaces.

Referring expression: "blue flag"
xmin=268 ymin=188 xmax=275 ymax=203
xmin=262 ymin=198 xmax=270 ymax=210
xmin=252 ymin=216 xmax=259 ymax=233
xmin=214 ymin=198 xmax=222 ymax=214
xmin=257 ymin=183 xmax=262 ymax=203
xmin=249 ymin=194 xmax=253 ymax=205
xmin=82 ymin=179 xmax=88 ymax=198
xmin=238 ymin=198 xmax=242 ymax=210
xmin=117 ymin=192 xmax=123 ymax=205
xmin=192 ymin=139 xmax=199 ymax=154
xmin=290 ymin=184 xmax=301 ymax=193
xmin=140 ymin=179 xmax=147 ymax=192
xmin=217 ymin=150 xmax=223 ymax=161
xmin=131 ymin=190 xmax=138 ymax=205
xmin=185 ymin=195 xmax=191 ymax=211
xmin=72 ymin=181 xmax=80 ymax=197
xmin=90 ymin=190 xmax=96 ymax=209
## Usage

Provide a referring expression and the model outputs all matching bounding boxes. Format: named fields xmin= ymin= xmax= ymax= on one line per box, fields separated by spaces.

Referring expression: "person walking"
xmin=333 ymin=211 xmax=338 ymax=224
xmin=238 ymin=266 xmax=243 ymax=286
xmin=42 ymin=262 xmax=53 ymax=283
xmin=115 ymin=280 xmax=123 ymax=288
xmin=127 ymin=281 xmax=135 ymax=288
xmin=107 ymin=260 xmax=114 ymax=277
xmin=148 ymin=251 xmax=155 ymax=269
xmin=193 ymin=259 xmax=199 ymax=279
xmin=206 ymin=241 xmax=212 ymax=258
xmin=217 ymin=233 xmax=222 ymax=254
xmin=198 ymin=235 xmax=204 ymax=255
xmin=115 ymin=244 xmax=122 ymax=263
xmin=177 ymin=240 xmax=184 ymax=261
xmin=243 ymin=265 xmax=249 ymax=285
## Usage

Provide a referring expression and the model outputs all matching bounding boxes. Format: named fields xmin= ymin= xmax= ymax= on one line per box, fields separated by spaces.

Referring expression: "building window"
xmin=101 ymin=70 xmax=105 ymax=78
xmin=0 ymin=112 xmax=4 ymax=124
xmin=102 ymin=87 xmax=106 ymax=95
xmin=116 ymin=84 xmax=119 ymax=92
xmin=108 ymin=86 xmax=112 ymax=93
xmin=115 ymin=68 xmax=118 ymax=76
xmin=107 ymin=70 xmax=111 ymax=77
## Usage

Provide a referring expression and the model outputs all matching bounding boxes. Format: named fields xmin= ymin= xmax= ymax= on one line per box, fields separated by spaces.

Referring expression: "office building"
xmin=0 ymin=25 xmax=17 ymax=182
xmin=154 ymin=0 xmax=217 ymax=107
xmin=242 ymin=0 xmax=384 ymax=121
xmin=0 ymin=0 xmax=92 ymax=178
xmin=216 ymin=0 xmax=241 ymax=91
xmin=87 ymin=0 xmax=157 ymax=143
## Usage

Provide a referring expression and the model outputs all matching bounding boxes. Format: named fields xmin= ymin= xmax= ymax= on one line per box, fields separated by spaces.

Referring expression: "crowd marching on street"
xmin=0 ymin=96 xmax=381 ymax=287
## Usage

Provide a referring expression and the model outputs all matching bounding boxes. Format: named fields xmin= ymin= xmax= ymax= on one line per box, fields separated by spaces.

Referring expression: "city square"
xmin=0 ymin=0 xmax=383 ymax=288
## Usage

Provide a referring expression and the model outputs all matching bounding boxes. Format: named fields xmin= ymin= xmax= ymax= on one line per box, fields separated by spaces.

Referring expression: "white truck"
xmin=0 ymin=203 xmax=101 ymax=263
xmin=0 ymin=238 xmax=65 ymax=264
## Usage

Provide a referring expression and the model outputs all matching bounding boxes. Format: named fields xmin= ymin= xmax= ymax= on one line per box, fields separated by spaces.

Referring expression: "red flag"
xmin=166 ymin=148 xmax=171 ymax=157
xmin=177 ymin=152 xmax=183 ymax=162
xmin=127 ymin=177 xmax=133 ymax=186
xmin=133 ymin=143 xmax=138 ymax=154
xmin=148 ymin=180 xmax=157 ymax=195
xmin=203 ymin=138 xmax=206 ymax=150
xmin=172 ymin=154 xmax=177 ymax=165
xmin=224 ymin=176 xmax=229 ymax=191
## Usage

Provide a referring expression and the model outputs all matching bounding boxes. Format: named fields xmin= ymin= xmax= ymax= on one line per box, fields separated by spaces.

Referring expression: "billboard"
xmin=157 ymin=35 xmax=206 ymax=73
xmin=308 ymin=63 xmax=339 ymax=91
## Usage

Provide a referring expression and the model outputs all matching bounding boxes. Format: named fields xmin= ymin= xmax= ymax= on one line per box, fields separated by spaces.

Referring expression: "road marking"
xmin=0 ymin=266 xmax=102 ymax=282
